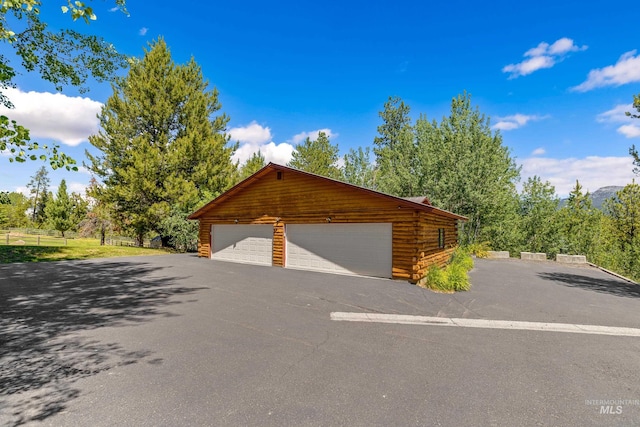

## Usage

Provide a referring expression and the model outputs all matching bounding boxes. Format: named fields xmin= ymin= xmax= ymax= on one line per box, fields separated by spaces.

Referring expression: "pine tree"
xmin=87 ymin=39 xmax=237 ymax=246
xmin=373 ymin=96 xmax=419 ymax=196
xmin=288 ymin=131 xmax=342 ymax=179
xmin=34 ymin=191 xmax=50 ymax=227
xmin=556 ymin=180 xmax=601 ymax=256
xmin=628 ymin=94 xmax=640 ymax=175
xmin=239 ymin=151 xmax=266 ymax=180
xmin=45 ymin=180 xmax=73 ymax=237
xmin=26 ymin=166 xmax=50 ymax=224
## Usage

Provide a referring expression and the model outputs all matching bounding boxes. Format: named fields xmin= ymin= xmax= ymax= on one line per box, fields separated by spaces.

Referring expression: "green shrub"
xmin=418 ymin=246 xmax=474 ymax=292
xmin=421 ymin=265 xmax=450 ymax=292
xmin=467 ymin=241 xmax=491 ymax=258
xmin=450 ymin=246 xmax=474 ymax=271
xmin=447 ymin=263 xmax=471 ymax=291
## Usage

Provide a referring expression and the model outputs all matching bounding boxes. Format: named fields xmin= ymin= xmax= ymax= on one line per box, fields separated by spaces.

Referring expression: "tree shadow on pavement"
xmin=0 ymin=259 xmax=205 ymax=426
xmin=538 ymin=272 xmax=640 ymax=298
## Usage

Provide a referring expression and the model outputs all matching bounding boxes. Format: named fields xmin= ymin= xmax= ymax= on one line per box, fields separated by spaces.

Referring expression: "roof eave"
xmin=188 ymin=163 xmax=468 ymax=221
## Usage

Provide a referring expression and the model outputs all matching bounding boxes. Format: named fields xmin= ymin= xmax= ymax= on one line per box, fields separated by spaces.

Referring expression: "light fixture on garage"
xmin=234 ymin=219 xmax=239 ymax=224
xmin=275 ymin=217 xmax=281 ymax=223
xmin=326 ymin=217 xmax=332 ymax=223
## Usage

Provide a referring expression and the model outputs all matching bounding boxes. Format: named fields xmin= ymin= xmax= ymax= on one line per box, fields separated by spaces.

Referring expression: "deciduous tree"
xmin=159 ymin=206 xmax=199 ymax=252
xmin=518 ymin=176 xmax=560 ymax=256
xmin=343 ymin=146 xmax=377 ymax=189
xmin=0 ymin=192 xmax=29 ymax=227
xmin=1 ymin=0 xmax=128 ymax=169
xmin=416 ymin=92 xmax=521 ymax=247
xmin=78 ymin=177 xmax=113 ymax=245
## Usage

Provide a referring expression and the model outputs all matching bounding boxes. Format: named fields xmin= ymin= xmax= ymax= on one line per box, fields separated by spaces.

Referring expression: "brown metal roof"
xmin=188 ymin=163 xmax=467 ymax=221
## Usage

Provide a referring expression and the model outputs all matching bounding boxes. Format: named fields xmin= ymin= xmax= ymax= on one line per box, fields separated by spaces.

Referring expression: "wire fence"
xmin=0 ymin=229 xmax=154 ymax=247
xmin=1 ymin=232 xmax=68 ymax=246
xmin=3 ymin=228 xmax=79 ymax=238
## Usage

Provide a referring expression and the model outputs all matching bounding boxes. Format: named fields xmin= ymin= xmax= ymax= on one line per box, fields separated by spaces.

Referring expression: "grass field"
xmin=0 ymin=232 xmax=169 ymax=263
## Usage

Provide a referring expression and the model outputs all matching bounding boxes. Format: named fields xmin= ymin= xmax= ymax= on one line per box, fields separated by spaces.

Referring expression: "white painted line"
xmin=330 ymin=312 xmax=640 ymax=337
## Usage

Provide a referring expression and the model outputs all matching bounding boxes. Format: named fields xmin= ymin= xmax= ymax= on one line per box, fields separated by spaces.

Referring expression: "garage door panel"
xmin=212 ymin=224 xmax=272 ymax=266
xmin=286 ymin=223 xmax=392 ymax=278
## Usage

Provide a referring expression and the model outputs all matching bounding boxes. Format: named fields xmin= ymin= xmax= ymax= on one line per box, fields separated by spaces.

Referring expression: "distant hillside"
xmin=560 ymin=186 xmax=623 ymax=210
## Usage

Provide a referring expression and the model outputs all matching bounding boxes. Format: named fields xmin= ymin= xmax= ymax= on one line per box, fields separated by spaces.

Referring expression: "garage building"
xmin=189 ymin=163 xmax=466 ymax=282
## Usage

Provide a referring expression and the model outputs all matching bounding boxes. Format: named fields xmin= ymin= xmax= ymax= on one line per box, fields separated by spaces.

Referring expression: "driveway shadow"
xmin=0 ymin=259 xmax=204 ymax=426
xmin=538 ymin=272 xmax=640 ymax=298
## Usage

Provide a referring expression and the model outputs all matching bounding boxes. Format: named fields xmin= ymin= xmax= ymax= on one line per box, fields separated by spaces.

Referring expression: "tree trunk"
xmin=32 ymin=183 xmax=40 ymax=222
xmin=136 ymin=233 xmax=144 ymax=247
xmin=161 ymin=235 xmax=173 ymax=248
xmin=100 ymin=226 xmax=105 ymax=246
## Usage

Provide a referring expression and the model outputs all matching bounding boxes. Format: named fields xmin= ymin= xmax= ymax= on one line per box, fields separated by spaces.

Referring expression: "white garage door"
xmin=286 ymin=223 xmax=392 ymax=278
xmin=211 ymin=224 xmax=273 ymax=266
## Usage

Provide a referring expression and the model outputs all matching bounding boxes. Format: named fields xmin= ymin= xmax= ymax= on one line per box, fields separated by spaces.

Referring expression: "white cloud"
xmin=0 ymin=87 xmax=102 ymax=146
xmin=548 ymin=37 xmax=583 ymax=55
xmin=48 ymin=182 xmax=88 ymax=198
xmin=524 ymin=43 xmax=550 ymax=58
xmin=228 ymin=121 xmax=272 ymax=145
xmin=68 ymin=182 xmax=88 ymax=195
xmin=520 ymin=156 xmax=636 ymax=196
xmin=232 ymin=141 xmax=294 ymax=166
xmin=597 ymin=104 xmax=633 ymax=123
xmin=229 ymin=122 xmax=291 ymax=165
xmin=77 ymin=166 xmax=92 ymax=175
xmin=14 ymin=186 xmax=30 ymax=197
xmin=108 ymin=6 xmax=120 ymax=12
xmin=493 ymin=114 xmax=548 ymax=131
xmin=230 ymin=125 xmax=338 ymax=166
xmin=618 ymin=124 xmax=640 ymax=138
xmin=531 ymin=147 xmax=546 ymax=156
xmin=290 ymin=128 xmax=337 ymax=144
xmin=572 ymin=50 xmax=640 ymax=92
xmin=139 ymin=27 xmax=148 ymax=36
xmin=503 ymin=56 xmax=555 ymax=78
xmin=597 ymin=104 xmax=640 ymax=138
xmin=503 ymin=37 xmax=587 ymax=78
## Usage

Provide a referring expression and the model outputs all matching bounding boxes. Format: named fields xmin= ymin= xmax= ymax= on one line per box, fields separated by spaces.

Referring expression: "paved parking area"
xmin=1 ymin=255 xmax=639 ymax=426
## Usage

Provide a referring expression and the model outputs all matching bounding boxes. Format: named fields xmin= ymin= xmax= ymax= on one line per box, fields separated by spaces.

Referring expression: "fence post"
xmin=5 ymin=234 xmax=8 ymax=245
xmin=38 ymin=235 xmax=40 ymax=246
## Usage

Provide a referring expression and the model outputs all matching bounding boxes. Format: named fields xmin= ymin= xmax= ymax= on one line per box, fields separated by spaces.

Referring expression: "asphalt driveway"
xmin=1 ymin=255 xmax=639 ymax=426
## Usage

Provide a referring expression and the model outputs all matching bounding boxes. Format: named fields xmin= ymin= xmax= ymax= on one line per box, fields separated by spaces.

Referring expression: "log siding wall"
xmin=196 ymin=169 xmax=460 ymax=282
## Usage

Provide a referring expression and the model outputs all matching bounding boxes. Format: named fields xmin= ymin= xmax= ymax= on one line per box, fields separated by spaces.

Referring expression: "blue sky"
xmin=1 ymin=0 xmax=640 ymax=197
